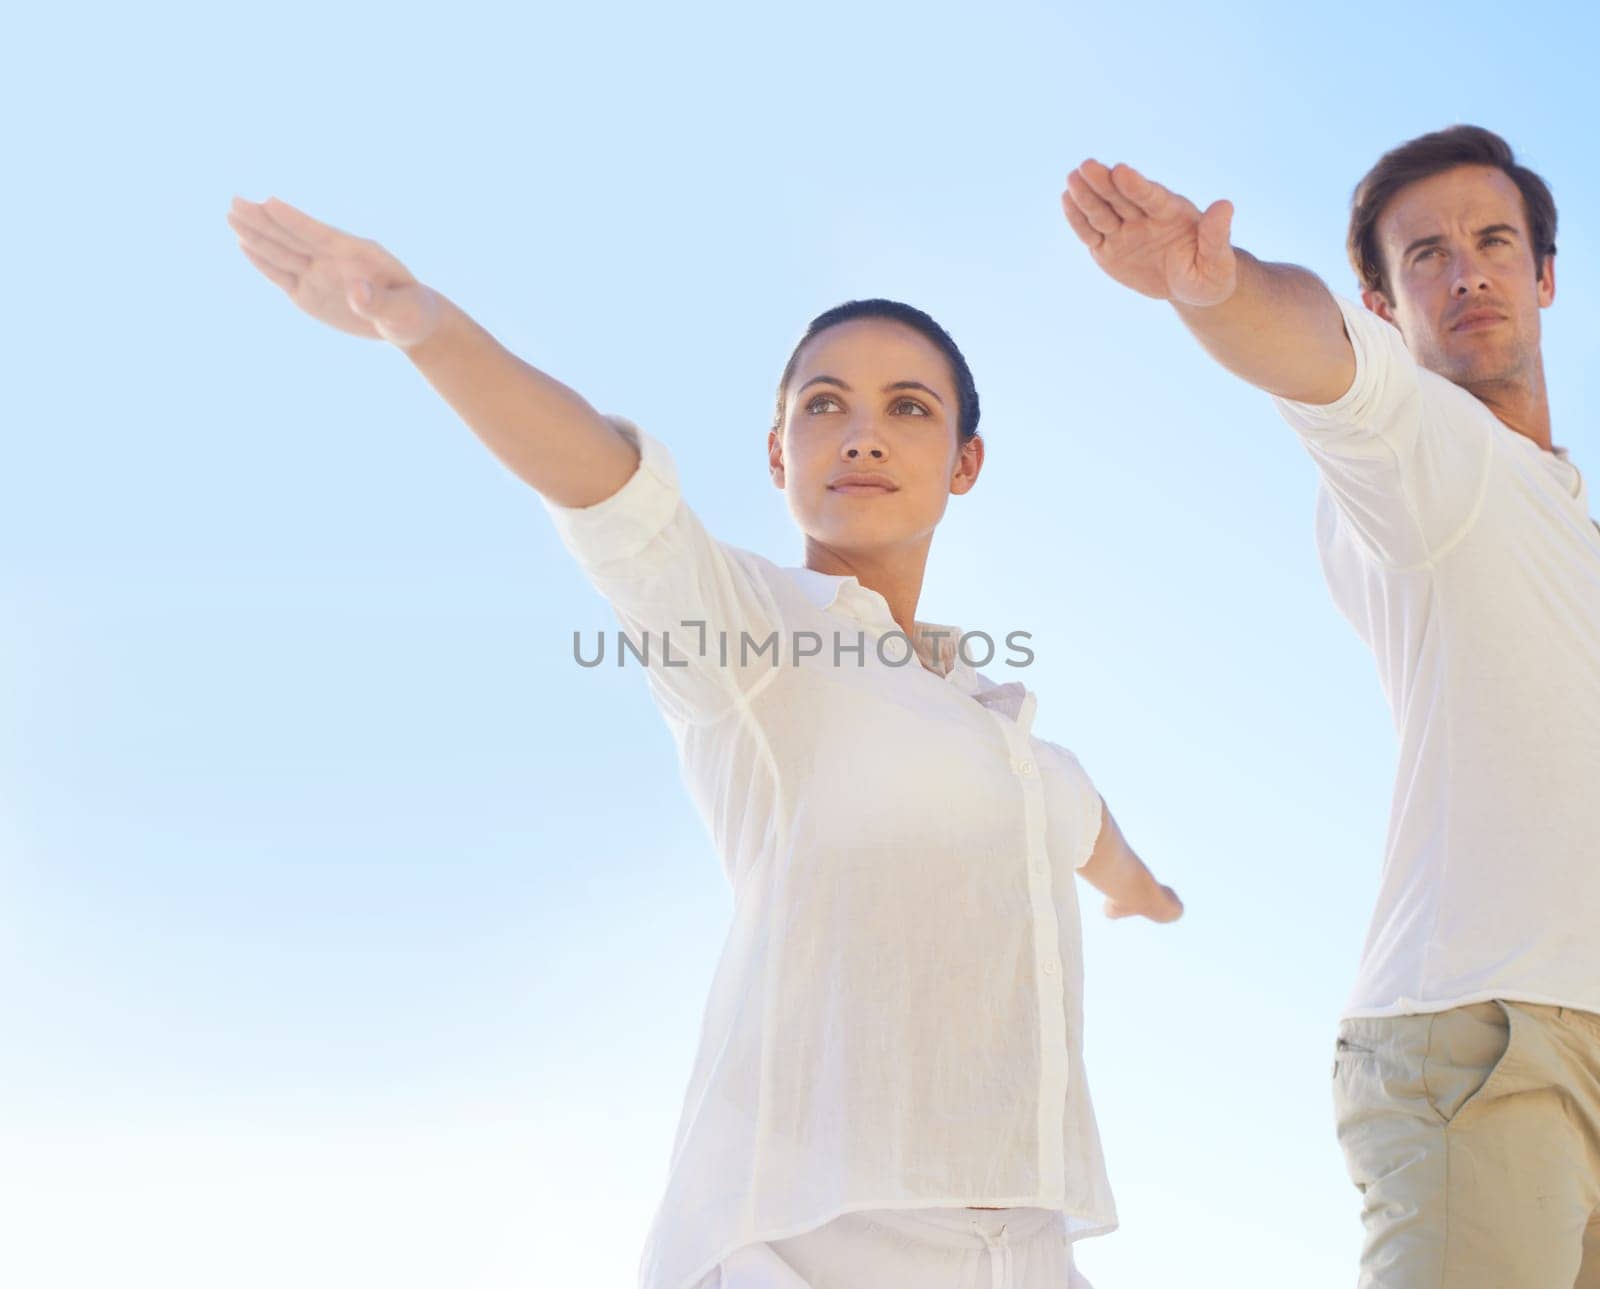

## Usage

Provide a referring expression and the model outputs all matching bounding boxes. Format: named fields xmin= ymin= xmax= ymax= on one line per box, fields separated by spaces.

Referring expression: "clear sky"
xmin=4 ymin=1 xmax=1597 ymax=1285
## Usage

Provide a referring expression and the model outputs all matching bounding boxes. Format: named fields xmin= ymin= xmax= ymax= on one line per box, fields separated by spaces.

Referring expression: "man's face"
xmin=1364 ymin=164 xmax=1555 ymax=388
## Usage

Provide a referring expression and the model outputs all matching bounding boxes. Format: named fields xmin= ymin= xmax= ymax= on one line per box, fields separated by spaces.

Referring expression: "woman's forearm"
xmin=1078 ymin=798 xmax=1161 ymax=908
xmin=402 ymin=292 xmax=640 ymax=507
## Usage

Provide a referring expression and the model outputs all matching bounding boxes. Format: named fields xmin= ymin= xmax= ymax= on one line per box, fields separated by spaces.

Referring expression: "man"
xmin=1062 ymin=125 xmax=1599 ymax=1286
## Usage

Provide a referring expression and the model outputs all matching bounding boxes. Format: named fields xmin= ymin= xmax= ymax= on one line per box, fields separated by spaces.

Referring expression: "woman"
xmin=226 ymin=194 xmax=1183 ymax=1289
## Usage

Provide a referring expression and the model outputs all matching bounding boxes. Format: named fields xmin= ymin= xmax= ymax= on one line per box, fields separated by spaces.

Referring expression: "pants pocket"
xmin=1421 ymin=999 xmax=1515 ymax=1126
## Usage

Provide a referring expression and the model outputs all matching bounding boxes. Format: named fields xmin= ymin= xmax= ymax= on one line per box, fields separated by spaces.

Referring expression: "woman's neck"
xmin=803 ymin=537 xmax=933 ymax=640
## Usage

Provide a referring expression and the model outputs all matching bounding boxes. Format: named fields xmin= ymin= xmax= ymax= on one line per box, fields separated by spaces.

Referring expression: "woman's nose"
xmin=841 ymin=421 xmax=887 ymax=459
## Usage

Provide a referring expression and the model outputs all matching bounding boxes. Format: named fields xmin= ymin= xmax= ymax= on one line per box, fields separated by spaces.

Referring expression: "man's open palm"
xmin=1062 ymin=160 xmax=1238 ymax=308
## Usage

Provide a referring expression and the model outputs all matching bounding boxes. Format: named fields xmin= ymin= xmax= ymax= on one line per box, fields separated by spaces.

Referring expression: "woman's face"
xmin=768 ymin=317 xmax=983 ymax=558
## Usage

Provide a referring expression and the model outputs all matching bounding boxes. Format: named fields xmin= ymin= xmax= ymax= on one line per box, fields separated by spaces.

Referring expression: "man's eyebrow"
xmin=1401 ymin=233 xmax=1445 ymax=260
xmin=1401 ymin=223 xmax=1522 ymax=260
xmin=795 ymin=374 xmax=945 ymax=405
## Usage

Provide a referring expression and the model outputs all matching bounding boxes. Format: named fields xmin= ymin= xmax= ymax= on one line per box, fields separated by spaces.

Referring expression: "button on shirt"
xmin=1274 ymin=295 xmax=1600 ymax=1021
xmin=538 ymin=417 xmax=1118 ymax=1289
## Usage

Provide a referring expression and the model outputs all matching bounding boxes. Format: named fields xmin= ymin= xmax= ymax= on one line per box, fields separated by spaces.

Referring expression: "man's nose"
xmin=1451 ymin=253 xmax=1494 ymax=296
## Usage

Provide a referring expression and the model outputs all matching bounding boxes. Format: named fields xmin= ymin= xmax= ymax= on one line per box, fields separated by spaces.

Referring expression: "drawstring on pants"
xmin=970 ymin=1217 xmax=1013 ymax=1289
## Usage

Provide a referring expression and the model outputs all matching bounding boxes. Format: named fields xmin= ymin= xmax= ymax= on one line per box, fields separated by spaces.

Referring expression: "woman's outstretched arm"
xmin=226 ymin=195 xmax=638 ymax=507
xmin=1078 ymin=799 xmax=1184 ymax=924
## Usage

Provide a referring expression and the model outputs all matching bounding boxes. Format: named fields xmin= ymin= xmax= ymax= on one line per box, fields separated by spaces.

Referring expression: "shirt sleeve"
xmin=538 ymin=415 xmax=785 ymax=725
xmin=1271 ymin=293 xmax=1492 ymax=567
xmin=1034 ymin=737 xmax=1105 ymax=872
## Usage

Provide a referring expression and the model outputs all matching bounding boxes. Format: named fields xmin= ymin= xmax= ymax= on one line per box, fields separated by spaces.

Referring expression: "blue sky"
xmin=4 ymin=1 xmax=1597 ymax=1285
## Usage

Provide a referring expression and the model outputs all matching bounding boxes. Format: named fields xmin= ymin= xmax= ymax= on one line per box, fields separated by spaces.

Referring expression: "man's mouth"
xmin=1450 ymin=309 xmax=1507 ymax=332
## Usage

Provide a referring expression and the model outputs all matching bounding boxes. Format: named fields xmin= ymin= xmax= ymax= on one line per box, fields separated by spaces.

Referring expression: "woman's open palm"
xmin=226 ymin=196 xmax=441 ymax=348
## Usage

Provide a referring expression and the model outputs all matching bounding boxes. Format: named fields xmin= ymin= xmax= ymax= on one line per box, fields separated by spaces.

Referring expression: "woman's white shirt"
xmin=538 ymin=417 xmax=1117 ymax=1289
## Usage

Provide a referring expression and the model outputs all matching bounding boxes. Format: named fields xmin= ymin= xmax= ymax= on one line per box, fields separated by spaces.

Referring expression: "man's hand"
xmin=1061 ymin=160 xmax=1237 ymax=308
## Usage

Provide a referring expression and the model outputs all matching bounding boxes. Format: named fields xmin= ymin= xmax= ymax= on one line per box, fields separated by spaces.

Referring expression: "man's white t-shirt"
xmin=1275 ymin=294 xmax=1600 ymax=1021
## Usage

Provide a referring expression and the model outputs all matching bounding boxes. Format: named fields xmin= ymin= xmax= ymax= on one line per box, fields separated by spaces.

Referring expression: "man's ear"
xmin=1537 ymin=253 xmax=1557 ymax=309
xmin=768 ymin=428 xmax=785 ymax=489
xmin=1361 ymin=285 xmax=1397 ymax=325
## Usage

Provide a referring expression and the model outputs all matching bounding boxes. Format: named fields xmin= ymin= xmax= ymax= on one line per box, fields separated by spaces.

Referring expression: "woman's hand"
xmin=1079 ymin=798 xmax=1185 ymax=925
xmin=226 ymin=195 xmax=443 ymax=350
xmin=1061 ymin=160 xmax=1237 ymax=308
xmin=1104 ymin=879 xmax=1184 ymax=924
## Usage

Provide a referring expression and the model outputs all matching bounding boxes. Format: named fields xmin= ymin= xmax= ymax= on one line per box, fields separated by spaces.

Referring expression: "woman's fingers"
xmin=238 ymin=244 xmax=300 ymax=293
xmin=228 ymin=212 xmax=311 ymax=277
xmin=226 ymin=204 xmax=311 ymax=265
xmin=229 ymin=196 xmax=318 ymax=257
xmin=255 ymin=195 xmax=355 ymax=254
xmin=1065 ymin=170 xmax=1121 ymax=237
xmin=1059 ymin=191 xmax=1104 ymax=249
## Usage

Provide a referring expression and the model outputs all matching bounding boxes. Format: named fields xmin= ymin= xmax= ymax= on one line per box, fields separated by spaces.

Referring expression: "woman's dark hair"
xmin=771 ymin=298 xmax=981 ymax=443
xmin=1348 ymin=124 xmax=1557 ymax=299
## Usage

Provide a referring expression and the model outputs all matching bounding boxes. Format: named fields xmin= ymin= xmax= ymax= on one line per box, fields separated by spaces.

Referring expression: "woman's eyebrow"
xmin=796 ymin=375 xmax=945 ymax=406
xmin=885 ymin=380 xmax=944 ymax=405
xmin=797 ymin=374 xmax=850 ymax=393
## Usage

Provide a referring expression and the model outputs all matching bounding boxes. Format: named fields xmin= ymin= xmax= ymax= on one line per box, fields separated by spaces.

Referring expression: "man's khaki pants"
xmin=1332 ymin=999 xmax=1600 ymax=1287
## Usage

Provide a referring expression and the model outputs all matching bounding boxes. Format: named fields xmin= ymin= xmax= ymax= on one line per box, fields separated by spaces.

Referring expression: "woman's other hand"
xmin=226 ymin=195 xmax=443 ymax=350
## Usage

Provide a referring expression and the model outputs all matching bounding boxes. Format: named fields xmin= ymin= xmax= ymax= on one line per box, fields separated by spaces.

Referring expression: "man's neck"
xmin=1459 ymin=355 xmax=1554 ymax=451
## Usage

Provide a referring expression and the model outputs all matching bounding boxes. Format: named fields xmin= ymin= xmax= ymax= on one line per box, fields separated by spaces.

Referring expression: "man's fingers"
xmin=1109 ymin=163 xmax=1183 ymax=221
xmin=1059 ymin=191 xmax=1104 ymax=249
xmin=1079 ymin=159 xmax=1141 ymax=223
xmin=1065 ymin=171 xmax=1122 ymax=237
xmin=1197 ymin=198 xmax=1235 ymax=259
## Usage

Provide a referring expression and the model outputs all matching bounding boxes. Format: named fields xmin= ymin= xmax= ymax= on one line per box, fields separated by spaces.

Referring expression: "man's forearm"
xmin=403 ymin=293 xmax=640 ymax=507
xmin=1170 ymin=251 xmax=1356 ymax=405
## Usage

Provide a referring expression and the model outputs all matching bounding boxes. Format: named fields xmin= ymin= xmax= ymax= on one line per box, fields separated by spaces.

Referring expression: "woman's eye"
xmin=806 ymin=394 xmax=841 ymax=414
xmin=892 ymin=398 xmax=930 ymax=416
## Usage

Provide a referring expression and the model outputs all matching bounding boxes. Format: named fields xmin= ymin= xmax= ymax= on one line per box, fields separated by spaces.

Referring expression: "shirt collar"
xmin=783 ymin=566 xmax=966 ymax=679
xmin=782 ymin=566 xmax=1035 ymax=727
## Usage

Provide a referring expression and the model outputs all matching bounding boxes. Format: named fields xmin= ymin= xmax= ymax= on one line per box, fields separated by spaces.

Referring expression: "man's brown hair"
xmin=1347 ymin=124 xmax=1558 ymax=299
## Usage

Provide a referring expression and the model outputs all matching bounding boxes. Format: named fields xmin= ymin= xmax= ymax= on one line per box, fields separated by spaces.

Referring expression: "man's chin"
xmin=1431 ymin=342 xmax=1526 ymax=389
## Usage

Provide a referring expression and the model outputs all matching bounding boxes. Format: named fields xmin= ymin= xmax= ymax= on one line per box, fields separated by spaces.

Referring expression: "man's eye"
xmin=1416 ymin=247 xmax=1442 ymax=262
xmin=1484 ymin=236 xmax=1510 ymax=247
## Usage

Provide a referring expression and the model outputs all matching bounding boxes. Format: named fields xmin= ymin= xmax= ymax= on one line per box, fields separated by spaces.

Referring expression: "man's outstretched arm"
xmin=1061 ymin=159 xmax=1356 ymax=405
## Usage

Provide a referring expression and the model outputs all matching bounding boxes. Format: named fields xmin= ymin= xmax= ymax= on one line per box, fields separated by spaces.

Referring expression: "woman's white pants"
xmin=708 ymin=1205 xmax=1095 ymax=1288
